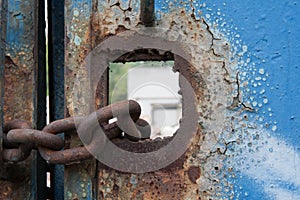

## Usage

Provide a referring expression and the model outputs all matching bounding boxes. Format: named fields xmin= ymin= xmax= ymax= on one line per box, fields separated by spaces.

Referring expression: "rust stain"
xmin=187 ymin=166 xmax=201 ymax=184
xmin=65 ymin=0 xmax=234 ymax=199
xmin=1 ymin=53 xmax=35 ymax=200
xmin=97 ymin=128 xmax=203 ymax=200
xmin=4 ymin=56 xmax=34 ymax=122
xmin=1 ymin=1 xmax=38 ymax=199
xmin=0 ymin=155 xmax=34 ymax=199
xmin=98 ymin=170 xmax=190 ymax=200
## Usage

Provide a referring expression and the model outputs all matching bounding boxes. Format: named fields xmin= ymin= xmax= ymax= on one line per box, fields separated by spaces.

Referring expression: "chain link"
xmin=1 ymin=100 xmax=151 ymax=164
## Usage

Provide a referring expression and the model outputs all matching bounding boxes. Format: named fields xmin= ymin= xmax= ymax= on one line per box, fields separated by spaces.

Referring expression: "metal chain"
xmin=1 ymin=100 xmax=151 ymax=164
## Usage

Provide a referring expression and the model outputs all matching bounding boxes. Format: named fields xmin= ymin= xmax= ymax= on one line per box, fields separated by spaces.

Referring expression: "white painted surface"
xmin=127 ymin=63 xmax=182 ymax=138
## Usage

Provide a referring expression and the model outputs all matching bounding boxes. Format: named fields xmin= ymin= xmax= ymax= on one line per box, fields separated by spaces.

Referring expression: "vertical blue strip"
xmin=48 ymin=0 xmax=65 ymax=199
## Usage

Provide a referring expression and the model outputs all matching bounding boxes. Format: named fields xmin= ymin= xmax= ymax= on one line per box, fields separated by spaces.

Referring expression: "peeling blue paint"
xmin=61 ymin=0 xmax=300 ymax=199
xmin=155 ymin=0 xmax=300 ymax=199
xmin=68 ymin=0 xmax=92 ymax=19
xmin=195 ymin=1 xmax=300 ymax=199
xmin=74 ymin=35 xmax=82 ymax=45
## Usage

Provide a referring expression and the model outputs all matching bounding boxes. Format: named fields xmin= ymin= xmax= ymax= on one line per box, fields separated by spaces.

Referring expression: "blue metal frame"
xmin=0 ymin=0 xmax=47 ymax=199
xmin=48 ymin=0 xmax=65 ymax=199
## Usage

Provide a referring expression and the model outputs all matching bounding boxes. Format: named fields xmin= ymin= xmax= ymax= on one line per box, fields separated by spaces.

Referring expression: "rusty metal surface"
xmin=65 ymin=1 xmax=95 ymax=197
xmin=65 ymin=1 xmax=300 ymax=198
xmin=1 ymin=100 xmax=149 ymax=165
xmin=4 ymin=3 xmax=37 ymax=122
xmin=0 ymin=1 xmax=7 ymax=198
xmin=65 ymin=0 xmax=138 ymax=197
xmin=2 ymin=119 xmax=33 ymax=162
xmin=0 ymin=0 xmax=295 ymax=199
xmin=0 ymin=0 xmax=6 ymax=154
xmin=0 ymin=0 xmax=43 ymax=199
xmin=64 ymin=0 xmax=234 ymax=199
xmin=7 ymin=129 xmax=64 ymax=150
xmin=39 ymin=100 xmax=149 ymax=165
xmin=97 ymin=136 xmax=202 ymax=200
xmin=93 ymin=47 xmax=202 ymax=199
xmin=64 ymin=1 xmax=186 ymax=200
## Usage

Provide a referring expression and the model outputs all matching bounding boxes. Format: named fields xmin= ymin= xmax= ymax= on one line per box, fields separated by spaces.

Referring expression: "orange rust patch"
xmin=187 ymin=166 xmax=201 ymax=184
xmin=4 ymin=56 xmax=34 ymax=122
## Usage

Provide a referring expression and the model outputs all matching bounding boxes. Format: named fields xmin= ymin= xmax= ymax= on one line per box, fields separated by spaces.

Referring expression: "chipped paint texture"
xmin=4 ymin=1 xmax=37 ymax=121
xmin=0 ymin=0 xmax=38 ymax=199
xmin=65 ymin=0 xmax=300 ymax=199
xmin=93 ymin=4 xmax=236 ymax=198
xmin=65 ymin=0 xmax=143 ymax=198
xmin=4 ymin=1 xmax=36 ymax=122
xmin=65 ymin=1 xmax=95 ymax=199
xmin=65 ymin=0 xmax=237 ymax=199
xmin=2 ymin=0 xmax=37 ymax=172
xmin=0 ymin=0 xmax=6 ymax=197
xmin=195 ymin=1 xmax=300 ymax=199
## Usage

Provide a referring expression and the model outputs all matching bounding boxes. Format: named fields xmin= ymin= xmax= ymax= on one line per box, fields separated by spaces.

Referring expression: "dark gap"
xmin=47 ymin=0 xmax=65 ymax=199
xmin=140 ymin=0 xmax=155 ymax=27
xmin=36 ymin=0 xmax=48 ymax=199
xmin=114 ymin=49 xmax=173 ymax=63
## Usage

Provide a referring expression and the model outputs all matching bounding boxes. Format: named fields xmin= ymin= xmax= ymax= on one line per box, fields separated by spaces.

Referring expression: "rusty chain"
xmin=1 ymin=100 xmax=151 ymax=164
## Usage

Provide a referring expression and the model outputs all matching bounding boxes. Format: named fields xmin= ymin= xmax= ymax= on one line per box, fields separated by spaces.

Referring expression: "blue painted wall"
xmin=200 ymin=1 xmax=300 ymax=199
xmin=206 ymin=0 xmax=300 ymax=145
xmin=156 ymin=0 xmax=300 ymax=199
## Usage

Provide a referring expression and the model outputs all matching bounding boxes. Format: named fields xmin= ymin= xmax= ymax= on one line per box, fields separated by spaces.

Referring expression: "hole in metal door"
xmin=91 ymin=35 xmax=199 ymax=172
xmin=109 ymin=59 xmax=182 ymax=139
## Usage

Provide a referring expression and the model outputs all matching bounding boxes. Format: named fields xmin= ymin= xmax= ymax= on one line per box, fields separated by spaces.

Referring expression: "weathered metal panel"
xmin=0 ymin=0 xmax=46 ymax=199
xmin=64 ymin=0 xmax=143 ymax=198
xmin=0 ymin=0 xmax=7 ymax=197
xmin=0 ymin=0 xmax=6 ymax=118
xmin=65 ymin=0 xmax=300 ymax=199
xmin=65 ymin=0 xmax=95 ymax=199
xmin=4 ymin=0 xmax=36 ymax=122
xmin=92 ymin=2 xmax=228 ymax=198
